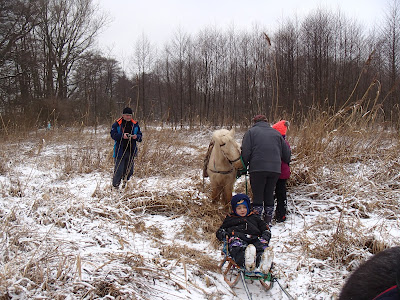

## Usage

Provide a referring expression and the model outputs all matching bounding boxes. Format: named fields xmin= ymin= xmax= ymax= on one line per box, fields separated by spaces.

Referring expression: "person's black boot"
xmin=253 ymin=205 xmax=263 ymax=217
xmin=263 ymin=206 xmax=274 ymax=225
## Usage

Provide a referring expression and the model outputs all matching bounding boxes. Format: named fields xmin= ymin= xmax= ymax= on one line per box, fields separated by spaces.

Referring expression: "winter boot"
xmin=259 ymin=246 xmax=274 ymax=273
xmin=253 ymin=205 xmax=263 ymax=216
xmin=245 ymin=244 xmax=257 ymax=272
xmin=263 ymin=206 xmax=274 ymax=226
xmin=276 ymin=215 xmax=286 ymax=223
xmin=275 ymin=198 xmax=287 ymax=222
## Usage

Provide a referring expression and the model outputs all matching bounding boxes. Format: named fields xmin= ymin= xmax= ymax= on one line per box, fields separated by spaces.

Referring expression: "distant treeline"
xmin=1 ymin=0 xmax=400 ymax=129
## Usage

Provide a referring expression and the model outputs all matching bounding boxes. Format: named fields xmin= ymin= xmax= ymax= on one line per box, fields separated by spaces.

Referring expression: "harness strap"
xmin=228 ymin=156 xmax=241 ymax=164
xmin=209 ymin=153 xmax=235 ymax=174
xmin=207 ymin=139 xmax=240 ymax=174
xmin=373 ymin=285 xmax=398 ymax=300
xmin=209 ymin=168 xmax=234 ymax=174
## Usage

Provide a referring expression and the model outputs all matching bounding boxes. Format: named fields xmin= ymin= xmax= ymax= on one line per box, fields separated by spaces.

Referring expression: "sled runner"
xmin=219 ymin=240 xmax=274 ymax=300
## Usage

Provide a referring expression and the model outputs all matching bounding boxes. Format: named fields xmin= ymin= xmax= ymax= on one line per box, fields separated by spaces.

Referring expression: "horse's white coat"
xmin=207 ymin=128 xmax=242 ymax=206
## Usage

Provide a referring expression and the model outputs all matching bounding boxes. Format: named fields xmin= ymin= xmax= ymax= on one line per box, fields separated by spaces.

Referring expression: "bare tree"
xmin=167 ymin=27 xmax=190 ymax=127
xmin=273 ymin=19 xmax=300 ymax=115
xmin=73 ymin=52 xmax=121 ymax=125
xmin=0 ymin=0 xmax=40 ymax=69
xmin=133 ymin=32 xmax=154 ymax=121
xmin=37 ymin=0 xmax=107 ymax=99
xmin=381 ymin=0 xmax=400 ymax=109
xmin=0 ymin=0 xmax=41 ymax=114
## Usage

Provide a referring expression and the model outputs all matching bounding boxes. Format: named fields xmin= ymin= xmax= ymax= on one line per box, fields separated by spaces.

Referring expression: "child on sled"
xmin=216 ymin=194 xmax=274 ymax=273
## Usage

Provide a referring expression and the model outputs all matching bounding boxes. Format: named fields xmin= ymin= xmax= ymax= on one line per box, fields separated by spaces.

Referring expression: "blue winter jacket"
xmin=110 ymin=118 xmax=142 ymax=158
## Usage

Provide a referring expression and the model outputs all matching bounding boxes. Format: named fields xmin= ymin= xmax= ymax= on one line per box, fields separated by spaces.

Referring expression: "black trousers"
xmin=250 ymin=171 xmax=280 ymax=207
xmin=229 ymin=238 xmax=266 ymax=268
xmin=112 ymin=152 xmax=135 ymax=187
xmin=275 ymin=178 xmax=287 ymax=219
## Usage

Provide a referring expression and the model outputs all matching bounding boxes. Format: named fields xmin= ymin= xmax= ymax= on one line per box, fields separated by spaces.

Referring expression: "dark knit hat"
xmin=122 ymin=107 xmax=133 ymax=115
xmin=231 ymin=194 xmax=251 ymax=216
xmin=253 ymin=114 xmax=267 ymax=123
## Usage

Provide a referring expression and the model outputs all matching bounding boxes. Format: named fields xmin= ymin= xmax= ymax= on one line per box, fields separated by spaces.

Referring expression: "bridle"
xmin=220 ymin=142 xmax=241 ymax=164
xmin=209 ymin=141 xmax=241 ymax=174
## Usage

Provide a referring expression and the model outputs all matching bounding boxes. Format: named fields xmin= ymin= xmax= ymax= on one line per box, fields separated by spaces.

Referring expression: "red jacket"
xmin=279 ymin=139 xmax=291 ymax=179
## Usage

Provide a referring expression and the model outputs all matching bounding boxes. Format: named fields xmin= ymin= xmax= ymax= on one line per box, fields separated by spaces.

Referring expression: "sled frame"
xmin=219 ymin=240 xmax=274 ymax=292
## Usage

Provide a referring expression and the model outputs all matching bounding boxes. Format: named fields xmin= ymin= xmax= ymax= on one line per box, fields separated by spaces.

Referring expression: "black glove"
xmin=262 ymin=230 xmax=271 ymax=242
xmin=216 ymin=228 xmax=228 ymax=241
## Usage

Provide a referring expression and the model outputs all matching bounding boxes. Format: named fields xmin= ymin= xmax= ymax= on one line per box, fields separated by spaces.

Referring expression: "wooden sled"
xmin=219 ymin=241 xmax=274 ymax=299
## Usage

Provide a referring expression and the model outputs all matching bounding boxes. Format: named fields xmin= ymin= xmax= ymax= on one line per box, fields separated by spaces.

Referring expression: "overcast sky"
xmin=95 ymin=0 xmax=387 ymax=68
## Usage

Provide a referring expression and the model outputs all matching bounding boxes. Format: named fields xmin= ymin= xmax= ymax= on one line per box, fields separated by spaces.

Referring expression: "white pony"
xmin=204 ymin=129 xmax=243 ymax=206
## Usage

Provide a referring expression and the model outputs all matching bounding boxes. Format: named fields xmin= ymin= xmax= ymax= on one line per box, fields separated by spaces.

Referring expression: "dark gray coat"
xmin=241 ymin=121 xmax=291 ymax=173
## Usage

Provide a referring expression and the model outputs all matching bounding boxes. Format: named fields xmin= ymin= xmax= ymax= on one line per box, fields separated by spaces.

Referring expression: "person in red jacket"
xmin=272 ymin=120 xmax=291 ymax=223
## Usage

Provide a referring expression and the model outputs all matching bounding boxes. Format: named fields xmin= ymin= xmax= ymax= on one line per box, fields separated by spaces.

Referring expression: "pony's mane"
xmin=212 ymin=129 xmax=232 ymax=143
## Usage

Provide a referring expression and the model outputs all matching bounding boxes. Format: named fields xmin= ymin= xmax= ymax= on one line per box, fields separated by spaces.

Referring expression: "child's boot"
xmin=245 ymin=244 xmax=257 ymax=271
xmin=259 ymin=246 xmax=274 ymax=273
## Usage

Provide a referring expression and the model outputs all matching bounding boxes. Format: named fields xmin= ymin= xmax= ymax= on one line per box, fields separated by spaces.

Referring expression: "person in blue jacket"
xmin=110 ymin=107 xmax=142 ymax=189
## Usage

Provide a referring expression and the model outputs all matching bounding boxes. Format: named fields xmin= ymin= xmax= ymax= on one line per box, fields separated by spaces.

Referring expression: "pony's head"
xmin=212 ymin=128 xmax=233 ymax=141
xmin=212 ymin=129 xmax=242 ymax=169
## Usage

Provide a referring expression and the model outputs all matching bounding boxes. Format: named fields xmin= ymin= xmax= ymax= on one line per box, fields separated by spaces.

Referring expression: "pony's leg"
xmin=222 ymin=183 xmax=233 ymax=206
xmin=211 ymin=184 xmax=222 ymax=203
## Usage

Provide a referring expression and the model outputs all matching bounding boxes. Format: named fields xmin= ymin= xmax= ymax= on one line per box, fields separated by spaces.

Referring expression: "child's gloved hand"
xmin=261 ymin=230 xmax=271 ymax=242
xmin=216 ymin=228 xmax=228 ymax=241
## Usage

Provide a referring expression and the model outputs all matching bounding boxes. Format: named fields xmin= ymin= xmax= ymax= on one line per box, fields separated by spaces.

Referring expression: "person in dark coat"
xmin=216 ymin=194 xmax=273 ymax=273
xmin=110 ymin=107 xmax=142 ymax=189
xmin=339 ymin=246 xmax=400 ymax=300
xmin=241 ymin=115 xmax=291 ymax=224
xmin=272 ymin=120 xmax=291 ymax=223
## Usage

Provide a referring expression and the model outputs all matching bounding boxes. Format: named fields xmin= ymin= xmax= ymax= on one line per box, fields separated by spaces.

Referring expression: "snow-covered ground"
xmin=0 ymin=125 xmax=399 ymax=299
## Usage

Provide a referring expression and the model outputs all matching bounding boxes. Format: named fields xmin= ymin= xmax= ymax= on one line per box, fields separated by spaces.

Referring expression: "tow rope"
xmin=273 ymin=277 xmax=295 ymax=300
xmin=236 ymin=156 xmax=248 ymax=195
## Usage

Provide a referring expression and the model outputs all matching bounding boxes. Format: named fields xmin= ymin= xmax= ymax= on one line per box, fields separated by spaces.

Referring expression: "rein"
xmin=273 ymin=277 xmax=296 ymax=300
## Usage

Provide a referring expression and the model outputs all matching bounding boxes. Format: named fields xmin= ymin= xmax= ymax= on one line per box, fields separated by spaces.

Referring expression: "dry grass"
xmin=134 ymin=128 xmax=207 ymax=177
xmin=160 ymin=244 xmax=220 ymax=273
xmin=0 ymin=102 xmax=400 ymax=298
xmin=282 ymin=96 xmax=400 ymax=280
